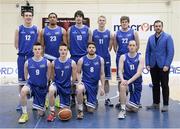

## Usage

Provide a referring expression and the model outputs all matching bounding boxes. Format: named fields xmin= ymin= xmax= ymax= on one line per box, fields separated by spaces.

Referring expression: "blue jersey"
xmin=27 ymin=57 xmax=48 ymax=87
xmin=18 ymin=25 xmax=38 ymax=57
xmin=54 ymin=58 xmax=72 ymax=88
xmin=69 ymin=25 xmax=89 ymax=57
xmin=123 ymin=53 xmax=142 ymax=83
xmin=43 ymin=26 xmax=63 ymax=58
xmin=82 ymin=55 xmax=101 ymax=85
xmin=116 ymin=28 xmax=135 ymax=56
xmin=92 ymin=29 xmax=110 ymax=58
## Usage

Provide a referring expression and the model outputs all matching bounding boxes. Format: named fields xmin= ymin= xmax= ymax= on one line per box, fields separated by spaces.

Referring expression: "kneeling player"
xmin=47 ymin=43 xmax=77 ymax=122
xmin=18 ymin=42 xmax=51 ymax=124
xmin=118 ymin=40 xmax=144 ymax=119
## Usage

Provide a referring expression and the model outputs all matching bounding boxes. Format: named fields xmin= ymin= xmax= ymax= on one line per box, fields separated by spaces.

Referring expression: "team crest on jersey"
xmin=30 ymin=31 xmax=35 ymax=34
xmin=55 ymin=32 xmax=60 ymax=35
xmin=40 ymin=64 xmax=46 ymax=68
xmin=46 ymin=32 xmax=51 ymax=36
xmin=84 ymin=63 xmax=90 ymax=66
xmin=94 ymin=61 xmax=99 ymax=65
xmin=20 ymin=31 xmax=26 ymax=34
xmin=64 ymin=65 xmax=70 ymax=69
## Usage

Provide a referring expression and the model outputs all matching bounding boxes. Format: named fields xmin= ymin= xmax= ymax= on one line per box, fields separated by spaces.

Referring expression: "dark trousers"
xmin=150 ymin=65 xmax=170 ymax=106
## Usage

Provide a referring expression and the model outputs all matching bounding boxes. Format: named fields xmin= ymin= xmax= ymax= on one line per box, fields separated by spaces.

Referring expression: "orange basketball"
xmin=58 ymin=108 xmax=72 ymax=121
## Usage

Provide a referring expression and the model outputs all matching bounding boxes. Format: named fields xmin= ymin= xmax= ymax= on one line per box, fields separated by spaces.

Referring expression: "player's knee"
xmin=20 ymin=87 xmax=29 ymax=97
xmin=76 ymin=85 xmax=84 ymax=94
xmin=48 ymin=85 xmax=55 ymax=95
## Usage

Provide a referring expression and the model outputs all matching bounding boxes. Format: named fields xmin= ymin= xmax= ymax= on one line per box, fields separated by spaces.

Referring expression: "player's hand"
xmin=121 ymin=80 xmax=128 ymax=86
xmin=100 ymin=87 xmax=105 ymax=96
xmin=146 ymin=66 xmax=150 ymax=71
xmin=163 ymin=66 xmax=169 ymax=72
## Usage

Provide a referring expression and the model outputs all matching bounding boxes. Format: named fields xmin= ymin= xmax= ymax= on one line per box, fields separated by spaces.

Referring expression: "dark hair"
xmin=74 ymin=10 xmax=84 ymax=19
xmin=87 ymin=42 xmax=96 ymax=48
xmin=59 ymin=42 xmax=67 ymax=47
xmin=120 ymin=16 xmax=130 ymax=23
xmin=48 ymin=12 xmax=58 ymax=18
xmin=22 ymin=11 xmax=33 ymax=16
xmin=33 ymin=42 xmax=42 ymax=46
xmin=154 ymin=20 xmax=163 ymax=27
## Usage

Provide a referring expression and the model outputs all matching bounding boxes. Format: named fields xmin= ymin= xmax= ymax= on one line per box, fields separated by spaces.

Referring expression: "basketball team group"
xmin=14 ymin=10 xmax=174 ymax=123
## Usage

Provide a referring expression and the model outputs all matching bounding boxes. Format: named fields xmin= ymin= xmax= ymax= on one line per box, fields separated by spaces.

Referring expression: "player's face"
xmin=59 ymin=46 xmax=68 ymax=57
xmin=121 ymin=20 xmax=129 ymax=30
xmin=128 ymin=41 xmax=137 ymax=53
xmin=48 ymin=14 xmax=57 ymax=26
xmin=75 ymin=15 xmax=83 ymax=24
xmin=154 ymin=22 xmax=163 ymax=34
xmin=33 ymin=45 xmax=42 ymax=57
xmin=23 ymin=12 xmax=33 ymax=24
xmin=87 ymin=44 xmax=96 ymax=56
xmin=98 ymin=17 xmax=106 ymax=28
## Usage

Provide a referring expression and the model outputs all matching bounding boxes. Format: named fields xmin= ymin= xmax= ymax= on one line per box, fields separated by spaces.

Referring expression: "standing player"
xmin=47 ymin=43 xmax=77 ymax=122
xmin=14 ymin=10 xmax=40 ymax=110
xmin=76 ymin=42 xmax=105 ymax=119
xmin=118 ymin=40 xmax=144 ymax=119
xmin=41 ymin=12 xmax=67 ymax=61
xmin=92 ymin=15 xmax=113 ymax=107
xmin=114 ymin=16 xmax=140 ymax=108
xmin=67 ymin=10 xmax=92 ymax=105
xmin=145 ymin=20 xmax=174 ymax=112
xmin=18 ymin=42 xmax=51 ymax=124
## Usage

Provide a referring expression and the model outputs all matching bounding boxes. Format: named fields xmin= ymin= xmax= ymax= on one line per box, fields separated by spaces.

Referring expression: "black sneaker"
xmin=105 ymin=99 xmax=114 ymax=107
xmin=115 ymin=102 xmax=121 ymax=109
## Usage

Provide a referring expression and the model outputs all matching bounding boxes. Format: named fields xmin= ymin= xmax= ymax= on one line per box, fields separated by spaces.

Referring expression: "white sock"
xmin=50 ymin=106 xmax=55 ymax=112
xmin=121 ymin=104 xmax=126 ymax=110
xmin=78 ymin=104 xmax=83 ymax=111
xmin=105 ymin=93 xmax=109 ymax=100
xmin=22 ymin=106 xmax=27 ymax=114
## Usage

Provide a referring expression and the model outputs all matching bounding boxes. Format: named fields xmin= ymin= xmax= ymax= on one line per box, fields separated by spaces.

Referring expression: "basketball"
xmin=58 ymin=108 xmax=72 ymax=121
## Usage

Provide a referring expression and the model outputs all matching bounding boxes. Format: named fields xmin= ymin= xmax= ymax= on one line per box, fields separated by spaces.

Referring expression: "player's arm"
xmin=88 ymin=28 xmax=92 ymax=42
xmin=24 ymin=60 xmax=28 ymax=81
xmin=113 ymin=33 xmax=117 ymax=53
xmin=119 ymin=54 xmax=125 ymax=82
xmin=100 ymin=57 xmax=105 ymax=96
xmin=71 ymin=60 xmax=77 ymax=83
xmin=109 ymin=32 xmax=114 ymax=51
xmin=51 ymin=61 xmax=55 ymax=81
xmin=134 ymin=31 xmax=140 ymax=51
xmin=77 ymin=57 xmax=83 ymax=83
xmin=47 ymin=60 xmax=51 ymax=81
xmin=67 ymin=27 xmax=71 ymax=49
xmin=127 ymin=55 xmax=144 ymax=85
xmin=37 ymin=28 xmax=41 ymax=43
xmin=14 ymin=28 xmax=19 ymax=50
xmin=62 ymin=28 xmax=67 ymax=44
xmin=40 ymin=29 xmax=45 ymax=54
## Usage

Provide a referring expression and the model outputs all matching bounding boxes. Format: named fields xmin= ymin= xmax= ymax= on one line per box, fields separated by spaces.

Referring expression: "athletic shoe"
xmin=55 ymin=97 xmax=60 ymax=108
xmin=47 ymin=111 xmax=56 ymax=122
xmin=161 ymin=105 xmax=168 ymax=112
xmin=115 ymin=102 xmax=121 ymax=109
xmin=105 ymin=98 xmax=114 ymax=107
xmin=118 ymin=109 xmax=126 ymax=119
xmin=77 ymin=110 xmax=84 ymax=119
xmin=146 ymin=104 xmax=160 ymax=110
xmin=18 ymin=113 xmax=29 ymax=124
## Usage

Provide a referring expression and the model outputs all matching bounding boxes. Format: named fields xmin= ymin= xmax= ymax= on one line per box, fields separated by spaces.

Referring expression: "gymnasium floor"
xmin=0 ymin=81 xmax=180 ymax=128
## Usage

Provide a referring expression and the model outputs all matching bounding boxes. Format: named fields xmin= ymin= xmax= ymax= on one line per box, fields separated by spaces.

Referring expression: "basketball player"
xmin=14 ymin=11 xmax=40 ymax=110
xmin=47 ymin=43 xmax=77 ymax=122
xmin=41 ymin=12 xmax=67 ymax=61
xmin=76 ymin=42 xmax=105 ymax=119
xmin=114 ymin=16 xmax=140 ymax=108
xmin=118 ymin=40 xmax=144 ymax=119
xmin=92 ymin=15 xmax=113 ymax=107
xmin=67 ymin=10 xmax=92 ymax=106
xmin=18 ymin=42 xmax=51 ymax=124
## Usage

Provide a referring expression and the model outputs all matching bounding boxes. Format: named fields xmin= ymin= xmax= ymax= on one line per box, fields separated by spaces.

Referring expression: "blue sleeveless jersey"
xmin=43 ymin=26 xmax=63 ymax=58
xmin=18 ymin=25 xmax=38 ymax=57
xmin=54 ymin=58 xmax=72 ymax=88
xmin=69 ymin=25 xmax=89 ymax=57
xmin=123 ymin=53 xmax=142 ymax=83
xmin=92 ymin=29 xmax=110 ymax=58
xmin=116 ymin=28 xmax=135 ymax=56
xmin=82 ymin=55 xmax=101 ymax=85
xmin=27 ymin=57 xmax=48 ymax=87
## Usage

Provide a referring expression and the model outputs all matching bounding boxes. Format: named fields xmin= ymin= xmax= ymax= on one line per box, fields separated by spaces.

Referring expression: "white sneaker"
xmin=118 ymin=109 xmax=126 ymax=119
